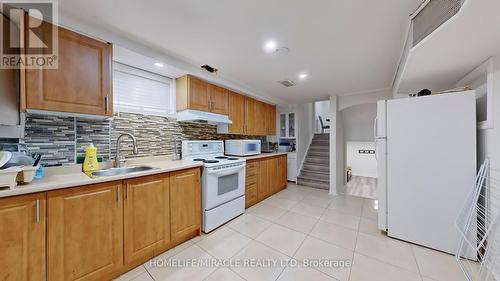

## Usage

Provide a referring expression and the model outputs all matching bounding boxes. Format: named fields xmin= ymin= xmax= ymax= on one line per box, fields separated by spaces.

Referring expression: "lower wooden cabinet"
xmin=0 ymin=193 xmax=46 ymax=281
xmin=170 ymin=168 xmax=201 ymax=241
xmin=123 ymin=174 xmax=170 ymax=265
xmin=0 ymin=167 xmax=202 ymax=281
xmin=47 ymin=181 xmax=123 ymax=281
xmin=246 ymin=155 xmax=288 ymax=208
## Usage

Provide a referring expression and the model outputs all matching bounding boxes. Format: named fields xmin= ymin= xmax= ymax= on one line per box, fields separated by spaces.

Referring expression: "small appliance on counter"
xmin=224 ymin=139 xmax=261 ymax=156
xmin=278 ymin=142 xmax=293 ymax=152
xmin=261 ymin=141 xmax=278 ymax=153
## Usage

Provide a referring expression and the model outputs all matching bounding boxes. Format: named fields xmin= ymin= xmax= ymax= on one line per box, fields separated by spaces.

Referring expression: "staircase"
xmin=297 ymin=134 xmax=330 ymax=190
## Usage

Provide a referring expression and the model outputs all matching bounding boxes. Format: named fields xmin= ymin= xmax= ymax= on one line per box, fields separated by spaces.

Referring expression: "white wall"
xmin=346 ymin=142 xmax=377 ymax=178
xmin=477 ymin=54 xmax=500 ymax=278
xmin=338 ymin=89 xmax=391 ymax=111
xmin=294 ymin=103 xmax=314 ymax=174
xmin=314 ymin=100 xmax=330 ymax=133
xmin=340 ymin=103 xmax=377 ymax=142
xmin=329 ymin=95 xmax=343 ymax=195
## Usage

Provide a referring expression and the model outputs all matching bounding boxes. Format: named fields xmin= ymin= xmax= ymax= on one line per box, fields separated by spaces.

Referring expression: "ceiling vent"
xmin=412 ymin=0 xmax=464 ymax=46
xmin=201 ymin=64 xmax=218 ymax=74
xmin=278 ymin=79 xmax=296 ymax=87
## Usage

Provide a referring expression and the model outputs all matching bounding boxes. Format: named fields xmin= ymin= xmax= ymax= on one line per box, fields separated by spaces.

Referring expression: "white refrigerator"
xmin=376 ymin=91 xmax=477 ymax=257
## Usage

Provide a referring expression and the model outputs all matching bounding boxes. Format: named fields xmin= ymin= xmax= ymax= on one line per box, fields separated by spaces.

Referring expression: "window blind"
xmin=113 ymin=62 xmax=175 ymax=117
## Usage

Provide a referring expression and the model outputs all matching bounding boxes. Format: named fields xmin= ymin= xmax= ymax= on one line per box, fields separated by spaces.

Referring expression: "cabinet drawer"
xmin=246 ymin=167 xmax=258 ymax=177
xmin=245 ymin=186 xmax=258 ymax=208
xmin=246 ymin=175 xmax=257 ymax=185
xmin=247 ymin=161 xmax=259 ymax=169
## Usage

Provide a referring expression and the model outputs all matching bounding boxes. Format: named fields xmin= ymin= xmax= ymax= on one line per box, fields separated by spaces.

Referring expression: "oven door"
xmin=244 ymin=142 xmax=261 ymax=155
xmin=204 ymin=164 xmax=246 ymax=210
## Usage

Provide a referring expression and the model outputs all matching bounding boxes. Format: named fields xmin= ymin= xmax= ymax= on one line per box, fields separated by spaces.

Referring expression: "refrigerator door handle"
xmin=374 ymin=139 xmax=378 ymax=160
xmin=374 ymin=117 xmax=378 ymax=139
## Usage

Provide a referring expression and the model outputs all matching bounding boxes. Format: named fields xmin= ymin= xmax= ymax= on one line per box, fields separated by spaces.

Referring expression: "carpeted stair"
xmin=297 ymin=134 xmax=330 ymax=190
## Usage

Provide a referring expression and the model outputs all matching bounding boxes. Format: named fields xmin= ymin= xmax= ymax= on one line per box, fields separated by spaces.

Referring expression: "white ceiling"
xmin=59 ymin=0 xmax=421 ymax=104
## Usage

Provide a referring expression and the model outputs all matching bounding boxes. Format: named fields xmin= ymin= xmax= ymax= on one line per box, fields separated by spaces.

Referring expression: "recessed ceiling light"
xmin=264 ymin=40 xmax=277 ymax=52
xmin=299 ymin=73 xmax=308 ymax=80
xmin=154 ymin=62 xmax=164 ymax=68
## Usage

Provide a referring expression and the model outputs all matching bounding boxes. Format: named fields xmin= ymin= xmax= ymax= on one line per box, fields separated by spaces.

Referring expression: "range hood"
xmin=176 ymin=109 xmax=232 ymax=125
xmin=0 ymin=67 xmax=23 ymax=139
xmin=0 ymin=14 xmax=23 ymax=139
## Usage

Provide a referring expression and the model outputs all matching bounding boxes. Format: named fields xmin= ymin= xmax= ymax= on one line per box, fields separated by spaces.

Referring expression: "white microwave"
xmin=225 ymin=140 xmax=261 ymax=156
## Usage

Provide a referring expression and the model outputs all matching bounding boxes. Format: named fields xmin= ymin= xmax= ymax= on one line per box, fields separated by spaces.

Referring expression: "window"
xmin=113 ymin=62 xmax=175 ymax=117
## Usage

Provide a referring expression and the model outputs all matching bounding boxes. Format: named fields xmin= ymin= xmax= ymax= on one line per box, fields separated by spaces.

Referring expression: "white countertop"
xmin=0 ymin=156 xmax=202 ymax=198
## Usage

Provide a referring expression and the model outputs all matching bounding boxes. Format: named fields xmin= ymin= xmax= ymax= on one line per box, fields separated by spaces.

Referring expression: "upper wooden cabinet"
xmin=176 ymin=75 xmax=227 ymax=114
xmin=47 ymin=182 xmax=123 ymax=281
xmin=170 ymin=168 xmax=201 ymax=241
xmin=266 ymin=104 xmax=277 ymax=135
xmin=176 ymin=75 xmax=277 ymax=136
xmin=208 ymin=84 xmax=228 ymax=114
xmin=245 ymin=97 xmax=267 ymax=136
xmin=22 ymin=17 xmax=113 ymax=116
xmin=123 ymin=174 xmax=170 ymax=265
xmin=228 ymin=90 xmax=245 ymax=134
xmin=0 ymin=193 xmax=46 ymax=281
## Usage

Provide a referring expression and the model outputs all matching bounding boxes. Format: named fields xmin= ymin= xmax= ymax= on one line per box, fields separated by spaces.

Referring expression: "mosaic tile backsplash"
xmin=17 ymin=112 xmax=265 ymax=166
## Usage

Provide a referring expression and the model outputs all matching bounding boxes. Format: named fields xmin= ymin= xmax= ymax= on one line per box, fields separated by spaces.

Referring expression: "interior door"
xmin=209 ymin=84 xmax=228 ymax=114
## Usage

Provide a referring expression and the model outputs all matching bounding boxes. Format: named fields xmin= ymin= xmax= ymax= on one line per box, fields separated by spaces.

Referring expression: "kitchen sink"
xmin=90 ymin=166 xmax=157 ymax=178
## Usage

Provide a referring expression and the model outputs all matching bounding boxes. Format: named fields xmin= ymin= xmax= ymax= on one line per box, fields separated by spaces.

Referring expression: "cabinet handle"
xmin=105 ymin=95 xmax=109 ymax=113
xmin=116 ymin=186 xmax=120 ymax=203
xmin=125 ymin=184 xmax=128 ymax=200
xmin=35 ymin=200 xmax=40 ymax=224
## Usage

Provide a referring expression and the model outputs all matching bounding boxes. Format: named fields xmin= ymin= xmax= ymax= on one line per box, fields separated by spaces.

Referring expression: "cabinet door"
xmin=258 ymin=159 xmax=270 ymax=200
xmin=188 ymin=76 xmax=210 ymax=112
xmin=257 ymin=101 xmax=268 ymax=135
xmin=209 ymin=84 xmax=228 ymax=114
xmin=288 ymin=113 xmax=296 ymax=137
xmin=244 ymin=97 xmax=258 ymax=135
xmin=228 ymin=91 xmax=245 ymax=134
xmin=280 ymin=155 xmax=288 ymax=189
xmin=170 ymin=168 xmax=201 ymax=241
xmin=24 ymin=18 xmax=112 ymax=116
xmin=124 ymin=174 xmax=170 ymax=265
xmin=269 ymin=157 xmax=280 ymax=194
xmin=48 ymin=182 xmax=123 ymax=281
xmin=267 ymin=105 xmax=277 ymax=135
xmin=0 ymin=193 xmax=45 ymax=281
xmin=279 ymin=113 xmax=287 ymax=137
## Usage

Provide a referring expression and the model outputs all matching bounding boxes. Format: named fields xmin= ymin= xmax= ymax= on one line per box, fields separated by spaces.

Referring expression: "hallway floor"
xmin=343 ymin=176 xmax=377 ymax=200
xmin=114 ymin=183 xmax=465 ymax=281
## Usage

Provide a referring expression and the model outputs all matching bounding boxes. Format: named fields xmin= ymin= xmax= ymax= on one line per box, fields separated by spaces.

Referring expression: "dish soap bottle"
xmin=83 ymin=143 xmax=99 ymax=174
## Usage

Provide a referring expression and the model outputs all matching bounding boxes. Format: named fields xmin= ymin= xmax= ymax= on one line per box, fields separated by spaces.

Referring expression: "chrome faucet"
xmin=115 ymin=133 xmax=138 ymax=168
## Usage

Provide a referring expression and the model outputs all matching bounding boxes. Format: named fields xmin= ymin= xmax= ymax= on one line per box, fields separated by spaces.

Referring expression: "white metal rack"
xmin=455 ymin=159 xmax=500 ymax=281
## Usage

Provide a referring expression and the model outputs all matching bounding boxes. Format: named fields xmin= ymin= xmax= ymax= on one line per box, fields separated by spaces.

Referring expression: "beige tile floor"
xmin=114 ymin=183 xmax=466 ymax=281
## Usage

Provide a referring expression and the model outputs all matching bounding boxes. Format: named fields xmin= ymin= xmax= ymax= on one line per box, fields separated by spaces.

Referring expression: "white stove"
xmin=182 ymin=140 xmax=246 ymax=233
